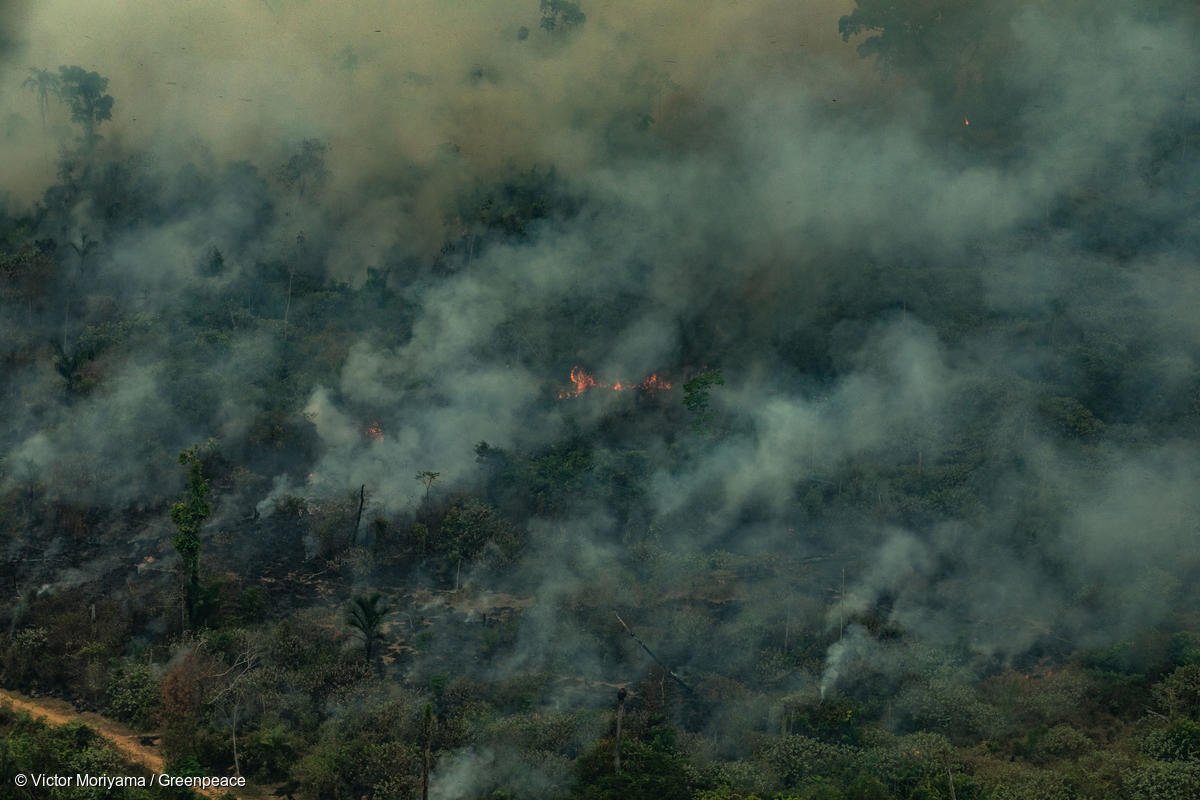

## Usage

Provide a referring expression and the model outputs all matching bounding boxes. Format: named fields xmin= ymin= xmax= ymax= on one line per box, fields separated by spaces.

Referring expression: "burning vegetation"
xmin=2 ymin=1 xmax=1199 ymax=799
xmin=557 ymin=366 xmax=673 ymax=399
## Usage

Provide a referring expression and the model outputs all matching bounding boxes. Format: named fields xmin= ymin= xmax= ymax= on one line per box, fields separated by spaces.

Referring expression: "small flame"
xmin=639 ymin=373 xmax=672 ymax=391
xmin=557 ymin=367 xmax=672 ymax=398
xmin=963 ymin=116 xmax=970 ymax=126
xmin=365 ymin=420 xmax=384 ymax=441
xmin=558 ymin=366 xmax=601 ymax=398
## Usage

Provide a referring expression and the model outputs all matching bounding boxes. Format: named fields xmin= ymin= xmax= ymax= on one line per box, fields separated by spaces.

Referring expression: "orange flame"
xmin=557 ymin=366 xmax=600 ymax=398
xmin=557 ymin=367 xmax=672 ymax=398
xmin=963 ymin=116 xmax=970 ymax=126
xmin=639 ymin=373 xmax=672 ymax=391
xmin=365 ymin=420 xmax=384 ymax=441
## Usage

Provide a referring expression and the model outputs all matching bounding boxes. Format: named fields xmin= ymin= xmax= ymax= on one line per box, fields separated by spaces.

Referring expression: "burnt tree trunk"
xmin=614 ymin=686 xmax=627 ymax=775
xmin=351 ymin=484 xmax=365 ymax=545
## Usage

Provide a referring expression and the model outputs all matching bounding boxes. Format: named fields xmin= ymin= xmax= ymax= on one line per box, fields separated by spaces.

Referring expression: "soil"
xmin=0 ymin=688 xmax=270 ymax=799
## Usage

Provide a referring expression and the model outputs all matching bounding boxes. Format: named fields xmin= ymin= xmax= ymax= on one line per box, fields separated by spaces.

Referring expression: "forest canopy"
xmin=1 ymin=1 xmax=1199 ymax=798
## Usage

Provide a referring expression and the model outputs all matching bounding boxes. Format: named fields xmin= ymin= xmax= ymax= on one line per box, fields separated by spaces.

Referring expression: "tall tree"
xmin=415 ymin=470 xmax=440 ymax=502
xmin=169 ymin=447 xmax=211 ymax=630
xmin=276 ymin=138 xmax=329 ymax=197
xmin=55 ymin=65 xmax=114 ymax=151
xmin=209 ymin=638 xmax=261 ymax=779
xmin=21 ymin=67 xmax=59 ymax=134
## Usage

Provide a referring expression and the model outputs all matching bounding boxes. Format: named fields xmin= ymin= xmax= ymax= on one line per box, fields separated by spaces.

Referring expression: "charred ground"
xmin=3 ymin=1 xmax=1200 ymax=799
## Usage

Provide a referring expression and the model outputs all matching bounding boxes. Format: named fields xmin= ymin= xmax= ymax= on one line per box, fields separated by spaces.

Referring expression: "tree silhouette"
xmin=55 ymin=65 xmax=114 ymax=151
xmin=277 ymin=139 xmax=329 ymax=197
xmin=415 ymin=470 xmax=440 ymax=501
xmin=540 ymin=0 xmax=586 ymax=33
xmin=21 ymin=67 xmax=59 ymax=134
xmin=68 ymin=232 xmax=99 ymax=264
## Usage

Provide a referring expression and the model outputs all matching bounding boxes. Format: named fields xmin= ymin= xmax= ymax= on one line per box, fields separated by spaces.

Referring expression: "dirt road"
xmin=0 ymin=689 xmax=265 ymax=799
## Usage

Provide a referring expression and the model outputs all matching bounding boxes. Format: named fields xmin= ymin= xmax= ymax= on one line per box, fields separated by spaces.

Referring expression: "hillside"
xmin=2 ymin=1 xmax=1200 ymax=798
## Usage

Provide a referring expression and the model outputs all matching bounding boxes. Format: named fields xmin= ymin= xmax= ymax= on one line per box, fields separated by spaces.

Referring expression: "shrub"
xmin=106 ymin=659 xmax=161 ymax=728
xmin=760 ymin=736 xmax=856 ymax=787
xmin=2 ymin=626 xmax=48 ymax=688
xmin=1124 ymin=760 xmax=1200 ymax=800
xmin=1155 ymin=665 xmax=1200 ymax=718
xmin=573 ymin=735 xmax=694 ymax=800
xmin=1032 ymin=723 xmax=1093 ymax=763
xmin=240 ymin=720 xmax=303 ymax=781
xmin=1141 ymin=718 xmax=1200 ymax=762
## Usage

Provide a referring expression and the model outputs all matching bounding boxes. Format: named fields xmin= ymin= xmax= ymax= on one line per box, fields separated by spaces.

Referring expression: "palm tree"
xmin=346 ymin=592 xmax=390 ymax=663
xmin=22 ymin=67 xmax=59 ymax=134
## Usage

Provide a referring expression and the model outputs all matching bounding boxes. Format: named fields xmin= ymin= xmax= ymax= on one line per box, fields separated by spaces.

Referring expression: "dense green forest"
xmin=2 ymin=1 xmax=1200 ymax=798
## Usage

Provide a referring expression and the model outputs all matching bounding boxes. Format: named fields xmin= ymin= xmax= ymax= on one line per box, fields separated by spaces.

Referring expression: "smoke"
xmin=429 ymin=747 xmax=571 ymax=800
xmin=0 ymin=0 xmax=858 ymax=225
xmin=820 ymin=624 xmax=872 ymax=700
xmin=2 ymin=0 xmax=1200 ymax=788
xmin=0 ymin=1 xmax=31 ymax=59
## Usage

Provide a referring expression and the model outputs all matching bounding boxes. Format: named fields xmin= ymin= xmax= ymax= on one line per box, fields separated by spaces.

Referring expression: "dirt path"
xmin=0 ymin=689 xmax=266 ymax=799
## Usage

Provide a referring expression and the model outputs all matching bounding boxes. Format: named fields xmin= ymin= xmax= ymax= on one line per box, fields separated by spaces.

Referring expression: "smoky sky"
xmin=3 ymin=0 xmax=1200 ymax=775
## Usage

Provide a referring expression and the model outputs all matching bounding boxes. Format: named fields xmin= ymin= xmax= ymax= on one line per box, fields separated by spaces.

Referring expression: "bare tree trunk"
xmin=282 ymin=267 xmax=294 ymax=338
xmin=839 ymin=568 xmax=845 ymax=642
xmin=351 ymin=484 xmax=365 ymax=545
xmin=231 ymin=700 xmax=241 ymax=778
xmin=614 ymin=687 xmax=626 ymax=774
xmin=422 ymin=740 xmax=431 ymax=800
xmin=614 ymin=613 xmax=695 ymax=694
xmin=421 ymin=705 xmax=433 ymax=800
